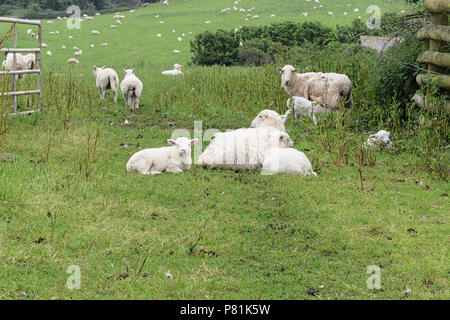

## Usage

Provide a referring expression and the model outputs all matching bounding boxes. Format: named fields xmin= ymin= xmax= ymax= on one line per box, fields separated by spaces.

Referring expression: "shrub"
xmin=239 ymin=39 xmax=284 ymax=66
xmin=190 ymin=30 xmax=240 ymax=66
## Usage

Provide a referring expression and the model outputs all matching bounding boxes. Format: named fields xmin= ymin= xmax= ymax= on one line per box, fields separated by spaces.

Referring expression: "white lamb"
xmin=120 ymin=68 xmax=143 ymax=111
xmin=126 ymin=137 xmax=198 ymax=175
xmin=250 ymin=109 xmax=289 ymax=132
xmin=67 ymin=58 xmax=79 ymax=64
xmin=161 ymin=64 xmax=183 ymax=76
xmin=262 ymin=148 xmax=317 ymax=176
xmin=198 ymin=127 xmax=294 ymax=170
xmin=287 ymin=96 xmax=329 ymax=125
xmin=364 ymin=130 xmax=393 ymax=149
xmin=93 ymin=65 xmax=119 ymax=103
xmin=91 ymin=30 xmax=100 ymax=35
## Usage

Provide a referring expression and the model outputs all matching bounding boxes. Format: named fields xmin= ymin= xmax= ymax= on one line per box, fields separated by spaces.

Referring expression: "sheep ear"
xmin=276 ymin=67 xmax=282 ymax=73
xmin=132 ymin=68 xmax=135 ymax=73
xmin=294 ymin=68 xmax=299 ymax=73
xmin=190 ymin=138 xmax=199 ymax=145
xmin=167 ymin=139 xmax=176 ymax=145
xmin=123 ymin=69 xmax=126 ymax=73
xmin=93 ymin=65 xmax=97 ymax=70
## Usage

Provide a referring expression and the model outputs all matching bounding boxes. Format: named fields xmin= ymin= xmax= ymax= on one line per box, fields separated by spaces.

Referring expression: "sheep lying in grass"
xmin=161 ymin=64 xmax=183 ymax=76
xmin=67 ymin=58 xmax=79 ymax=64
xmin=277 ymin=65 xmax=353 ymax=109
xmin=93 ymin=65 xmax=119 ymax=103
xmin=364 ymin=130 xmax=393 ymax=149
xmin=126 ymin=137 xmax=198 ymax=175
xmin=198 ymin=127 xmax=294 ymax=170
xmin=120 ymin=68 xmax=143 ymax=111
xmin=2 ymin=53 xmax=28 ymax=79
xmin=250 ymin=109 xmax=289 ymax=132
xmin=91 ymin=30 xmax=100 ymax=35
xmin=287 ymin=96 xmax=329 ymax=125
xmin=262 ymin=148 xmax=317 ymax=176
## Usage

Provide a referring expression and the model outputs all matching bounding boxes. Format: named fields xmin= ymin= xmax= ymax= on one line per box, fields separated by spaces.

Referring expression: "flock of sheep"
xmin=125 ymin=64 xmax=392 ymax=177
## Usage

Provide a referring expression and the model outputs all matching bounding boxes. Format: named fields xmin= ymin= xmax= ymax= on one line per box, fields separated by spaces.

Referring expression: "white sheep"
xmin=250 ymin=109 xmax=289 ymax=132
xmin=277 ymin=65 xmax=353 ymax=110
xmin=85 ymin=16 xmax=94 ymax=20
xmin=364 ymin=130 xmax=393 ymax=149
xmin=156 ymin=33 xmax=162 ymax=38
xmin=2 ymin=53 xmax=28 ymax=79
xmin=41 ymin=43 xmax=48 ymax=48
xmin=126 ymin=137 xmax=198 ymax=175
xmin=198 ymin=127 xmax=294 ymax=170
xmin=101 ymin=43 xmax=108 ymax=47
xmin=68 ymin=36 xmax=73 ymax=39
xmin=270 ymin=14 xmax=276 ymax=18
xmin=46 ymin=51 xmax=52 ymax=57
xmin=287 ymin=96 xmax=329 ymax=125
xmin=354 ymin=8 xmax=359 ymax=12
xmin=177 ymin=37 xmax=182 ymax=42
xmin=116 ymin=20 xmax=121 ymax=25
xmin=61 ymin=45 xmax=66 ymax=50
xmin=205 ymin=20 xmax=211 ymax=24
xmin=111 ymin=25 xmax=118 ymax=29
xmin=93 ymin=65 xmax=119 ymax=103
xmin=91 ymin=30 xmax=100 ymax=35
xmin=27 ymin=29 xmax=33 ymax=36
xmin=262 ymin=148 xmax=317 ymax=176
xmin=161 ymin=64 xmax=183 ymax=76
xmin=74 ymin=50 xmax=83 ymax=57
xmin=173 ymin=49 xmax=180 ymax=54
xmin=67 ymin=58 xmax=79 ymax=64
xmin=120 ymin=68 xmax=143 ymax=111
xmin=302 ymin=12 xmax=308 ymax=17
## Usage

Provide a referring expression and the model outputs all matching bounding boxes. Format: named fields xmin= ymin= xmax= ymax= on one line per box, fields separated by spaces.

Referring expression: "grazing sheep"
xmin=364 ymin=130 xmax=393 ymax=149
xmin=101 ymin=43 xmax=108 ymax=47
xmin=111 ymin=25 xmax=118 ymax=28
xmin=67 ymin=58 xmax=79 ymax=64
xmin=26 ymin=29 xmax=33 ymax=36
xmin=116 ymin=20 xmax=121 ymax=24
xmin=198 ymin=127 xmax=294 ymax=170
xmin=262 ymin=148 xmax=317 ymax=176
xmin=328 ymin=12 xmax=334 ymax=16
xmin=61 ymin=45 xmax=66 ymax=50
xmin=287 ymin=96 xmax=329 ymax=125
xmin=302 ymin=12 xmax=308 ymax=17
xmin=85 ymin=16 xmax=94 ymax=20
xmin=173 ymin=49 xmax=180 ymax=54
xmin=68 ymin=36 xmax=73 ymax=39
xmin=46 ymin=51 xmax=52 ymax=57
xmin=161 ymin=64 xmax=183 ymax=76
xmin=120 ymin=68 xmax=143 ymax=111
xmin=74 ymin=50 xmax=83 ymax=57
xmin=93 ymin=65 xmax=119 ymax=103
xmin=50 ymin=31 xmax=56 ymax=35
xmin=126 ymin=137 xmax=198 ymax=175
xmin=250 ymin=109 xmax=288 ymax=132
xmin=277 ymin=65 xmax=353 ymax=109
xmin=73 ymin=47 xmax=79 ymax=50
xmin=177 ymin=37 xmax=182 ymax=42
xmin=41 ymin=43 xmax=48 ymax=48
xmin=2 ymin=53 xmax=28 ymax=79
xmin=156 ymin=33 xmax=162 ymax=38
xmin=23 ymin=54 xmax=36 ymax=70
xmin=91 ymin=30 xmax=100 ymax=35
xmin=205 ymin=20 xmax=211 ymax=24
xmin=90 ymin=44 xmax=94 ymax=48
xmin=270 ymin=14 xmax=276 ymax=18
xmin=354 ymin=8 xmax=359 ymax=12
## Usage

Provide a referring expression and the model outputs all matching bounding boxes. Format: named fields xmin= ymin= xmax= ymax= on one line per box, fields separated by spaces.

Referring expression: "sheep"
xmin=252 ymin=15 xmax=260 ymax=19
xmin=2 ymin=53 xmax=28 ymax=79
xmin=270 ymin=14 xmax=276 ymax=18
xmin=68 ymin=36 xmax=74 ymax=39
xmin=23 ymin=54 xmax=36 ymax=70
xmin=328 ymin=12 xmax=334 ymax=16
xmin=27 ymin=29 xmax=33 ymax=36
xmin=47 ymin=20 xmax=53 ymax=24
xmin=111 ymin=25 xmax=119 ymax=28
xmin=120 ymin=68 xmax=143 ymax=111
xmin=67 ymin=58 xmax=79 ymax=64
xmin=46 ymin=51 xmax=52 ymax=57
xmin=73 ymin=46 xmax=79 ymax=50
xmin=250 ymin=109 xmax=288 ymax=132
xmin=173 ymin=49 xmax=180 ymax=54
xmin=277 ymin=65 xmax=353 ymax=110
xmin=287 ymin=96 xmax=330 ymax=125
xmin=74 ymin=50 xmax=83 ymax=57
xmin=262 ymin=148 xmax=317 ymax=176
xmin=177 ymin=37 xmax=182 ymax=42
xmin=302 ymin=12 xmax=308 ymax=17
xmin=91 ymin=30 xmax=100 ymax=35
xmin=85 ymin=16 xmax=94 ymax=20
xmin=198 ymin=127 xmax=294 ymax=170
xmin=205 ymin=20 xmax=211 ymax=24
xmin=126 ymin=137 xmax=198 ymax=175
xmin=354 ymin=8 xmax=359 ymax=12
xmin=93 ymin=65 xmax=119 ymax=103
xmin=162 ymin=0 xmax=169 ymax=5
xmin=116 ymin=20 xmax=121 ymax=25
xmin=90 ymin=44 xmax=94 ymax=48
xmin=41 ymin=43 xmax=48 ymax=48
xmin=344 ymin=12 xmax=348 ymax=15
xmin=61 ymin=45 xmax=66 ymax=50
xmin=101 ymin=43 xmax=108 ymax=47
xmin=161 ymin=64 xmax=183 ymax=76
xmin=156 ymin=33 xmax=162 ymax=38
xmin=50 ymin=31 xmax=56 ymax=35
xmin=364 ymin=130 xmax=393 ymax=149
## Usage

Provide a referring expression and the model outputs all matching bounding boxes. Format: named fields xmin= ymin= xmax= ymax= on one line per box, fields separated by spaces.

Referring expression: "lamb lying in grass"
xmin=161 ymin=64 xmax=183 ymax=76
xmin=93 ymin=65 xmax=119 ymax=103
xmin=120 ymin=68 xmax=143 ymax=111
xmin=250 ymin=109 xmax=289 ymax=132
xmin=262 ymin=148 xmax=317 ymax=176
xmin=287 ymin=96 xmax=329 ymax=125
xmin=126 ymin=137 xmax=198 ymax=175
xmin=364 ymin=130 xmax=393 ymax=149
xmin=198 ymin=127 xmax=294 ymax=170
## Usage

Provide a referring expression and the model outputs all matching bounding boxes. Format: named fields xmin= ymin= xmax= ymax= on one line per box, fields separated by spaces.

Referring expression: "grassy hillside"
xmin=1 ymin=0 xmax=410 ymax=67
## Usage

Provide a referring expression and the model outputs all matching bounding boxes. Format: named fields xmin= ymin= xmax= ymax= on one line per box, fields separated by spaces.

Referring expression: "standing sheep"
xmin=287 ymin=96 xmax=330 ymax=125
xmin=120 ymin=68 xmax=143 ymax=111
xmin=198 ymin=127 xmax=294 ymax=170
xmin=2 ymin=53 xmax=28 ymax=79
xmin=93 ymin=65 xmax=119 ymax=103
xmin=126 ymin=137 xmax=198 ymax=175
xmin=277 ymin=65 xmax=352 ymax=109
xmin=250 ymin=109 xmax=289 ymax=132
xmin=262 ymin=148 xmax=317 ymax=176
xmin=364 ymin=130 xmax=393 ymax=149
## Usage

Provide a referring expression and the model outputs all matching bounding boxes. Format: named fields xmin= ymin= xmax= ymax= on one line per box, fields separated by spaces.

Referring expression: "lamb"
xmin=262 ymin=148 xmax=317 ymax=176
xmin=116 ymin=20 xmax=121 ymax=25
xmin=93 ymin=65 xmax=119 ymax=103
xmin=161 ymin=64 xmax=183 ymax=76
xmin=46 ymin=51 xmax=52 ymax=57
xmin=173 ymin=50 xmax=180 ymax=54
xmin=74 ymin=50 xmax=83 ymax=57
xmin=2 ymin=53 xmax=28 ymax=79
xmin=126 ymin=137 xmax=198 ymax=175
xmin=364 ymin=130 xmax=393 ymax=149
xmin=101 ymin=43 xmax=108 ymax=47
xmin=250 ymin=109 xmax=289 ymax=132
xmin=41 ymin=43 xmax=48 ymax=48
xmin=67 ymin=58 xmax=79 ymax=64
xmin=91 ymin=30 xmax=100 ymax=35
xmin=277 ymin=65 xmax=352 ymax=110
xmin=120 ymin=68 xmax=143 ymax=111
xmin=287 ymin=96 xmax=330 ymax=125
xmin=198 ymin=127 xmax=294 ymax=170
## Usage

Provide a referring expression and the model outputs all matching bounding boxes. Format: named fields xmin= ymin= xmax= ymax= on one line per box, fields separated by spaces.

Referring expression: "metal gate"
xmin=0 ymin=17 xmax=42 ymax=115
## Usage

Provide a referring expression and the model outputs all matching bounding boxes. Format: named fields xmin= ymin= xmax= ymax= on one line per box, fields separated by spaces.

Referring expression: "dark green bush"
xmin=239 ymin=38 xmax=284 ymax=66
xmin=190 ymin=30 xmax=240 ymax=66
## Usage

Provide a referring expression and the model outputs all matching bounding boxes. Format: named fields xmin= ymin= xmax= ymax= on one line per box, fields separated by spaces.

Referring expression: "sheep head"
xmin=277 ymin=65 xmax=299 ymax=87
xmin=123 ymin=68 xmax=136 ymax=77
xmin=250 ymin=109 xmax=286 ymax=132
xmin=167 ymin=137 xmax=198 ymax=157
xmin=276 ymin=131 xmax=294 ymax=148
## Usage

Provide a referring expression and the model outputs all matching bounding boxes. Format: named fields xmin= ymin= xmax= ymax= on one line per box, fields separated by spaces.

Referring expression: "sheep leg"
xmin=134 ymin=96 xmax=139 ymax=111
xmin=167 ymin=167 xmax=183 ymax=173
xmin=113 ymin=90 xmax=118 ymax=104
xmin=100 ymin=88 xmax=106 ymax=99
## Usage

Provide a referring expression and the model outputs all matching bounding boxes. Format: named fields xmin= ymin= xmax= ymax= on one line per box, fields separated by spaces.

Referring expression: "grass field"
xmin=0 ymin=0 xmax=449 ymax=300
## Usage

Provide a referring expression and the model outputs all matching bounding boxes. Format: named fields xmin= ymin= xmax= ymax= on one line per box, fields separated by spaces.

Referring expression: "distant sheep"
xmin=67 ymin=58 xmax=79 ymax=64
xmin=161 ymin=64 xmax=183 ymax=76
xmin=173 ymin=49 xmax=180 ymax=54
xmin=277 ymin=65 xmax=353 ymax=110
xmin=250 ymin=109 xmax=288 ymax=132
xmin=198 ymin=127 xmax=294 ymax=170
xmin=111 ymin=25 xmax=118 ymax=28
xmin=91 ymin=30 xmax=100 ymax=35
xmin=364 ymin=130 xmax=393 ymax=149
xmin=93 ymin=65 xmax=119 ymax=103
xmin=46 ymin=51 xmax=52 ymax=57
xmin=262 ymin=148 xmax=317 ymax=176
xmin=61 ymin=45 xmax=66 ymax=50
xmin=101 ymin=43 xmax=108 ymax=47
xmin=74 ymin=50 xmax=83 ymax=57
xmin=120 ymin=68 xmax=143 ymax=111
xmin=156 ymin=33 xmax=162 ymax=38
xmin=126 ymin=137 xmax=198 ymax=175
